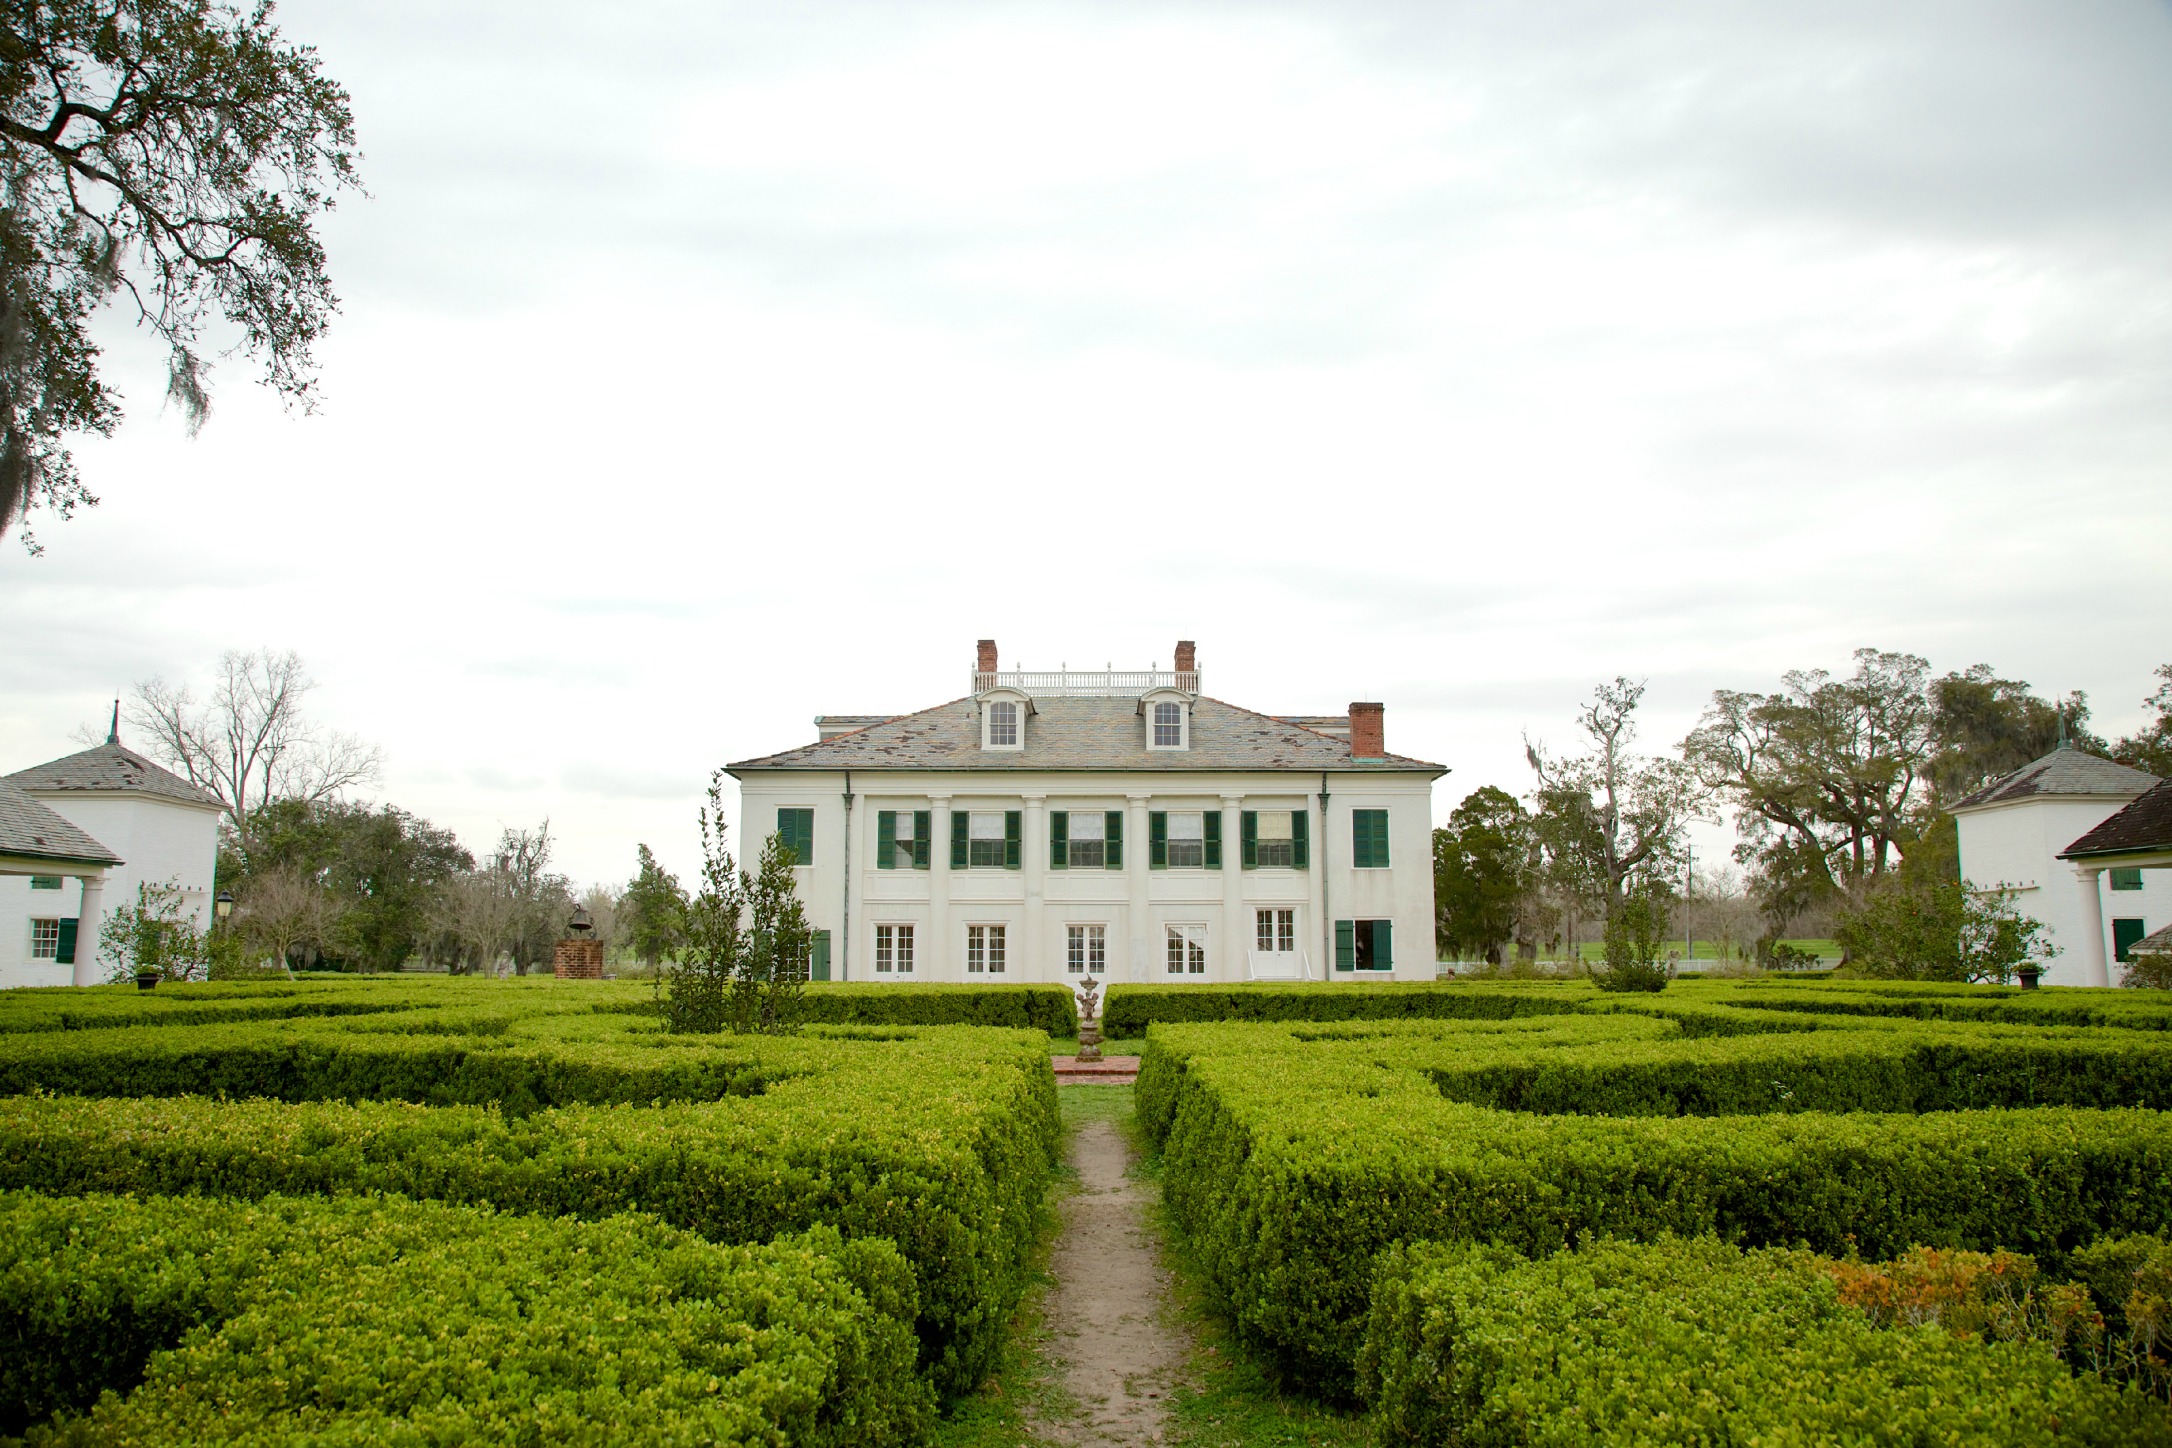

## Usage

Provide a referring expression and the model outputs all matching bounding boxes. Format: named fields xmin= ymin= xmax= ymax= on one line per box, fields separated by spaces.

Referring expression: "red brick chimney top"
xmin=1174 ymin=640 xmax=1196 ymax=676
xmin=977 ymin=639 xmax=998 ymax=675
xmin=1349 ymin=702 xmax=1385 ymax=759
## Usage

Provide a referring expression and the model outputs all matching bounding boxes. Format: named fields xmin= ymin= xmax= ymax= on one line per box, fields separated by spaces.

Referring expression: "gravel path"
xmin=1032 ymin=1118 xmax=1188 ymax=1445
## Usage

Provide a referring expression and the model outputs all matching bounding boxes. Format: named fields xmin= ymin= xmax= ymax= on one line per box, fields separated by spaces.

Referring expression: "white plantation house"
xmin=1952 ymin=745 xmax=2169 ymax=987
xmin=0 ymin=715 xmax=223 ymax=989
xmin=727 ymin=641 xmax=1446 ymax=984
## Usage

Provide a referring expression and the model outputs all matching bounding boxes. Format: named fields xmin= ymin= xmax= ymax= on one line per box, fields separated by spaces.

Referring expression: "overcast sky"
xmin=3 ymin=0 xmax=2169 ymax=889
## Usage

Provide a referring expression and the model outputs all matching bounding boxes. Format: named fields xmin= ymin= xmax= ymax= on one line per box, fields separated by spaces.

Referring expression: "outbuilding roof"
xmin=731 ymin=695 xmax=1444 ymax=775
xmin=2060 ymin=780 xmax=2172 ymax=860
xmin=0 ymin=783 xmax=123 ymax=867
xmin=4 ymin=742 xmax=222 ymax=809
xmin=1949 ymin=748 xmax=2161 ymax=812
xmin=2130 ymin=921 xmax=2172 ymax=960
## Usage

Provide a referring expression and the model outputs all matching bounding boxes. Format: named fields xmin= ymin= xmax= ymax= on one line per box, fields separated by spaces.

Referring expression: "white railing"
xmin=975 ymin=668 xmax=1199 ymax=697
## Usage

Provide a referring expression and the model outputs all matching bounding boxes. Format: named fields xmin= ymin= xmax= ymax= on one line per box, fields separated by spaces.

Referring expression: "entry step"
xmin=1051 ymin=1055 xmax=1138 ymax=1082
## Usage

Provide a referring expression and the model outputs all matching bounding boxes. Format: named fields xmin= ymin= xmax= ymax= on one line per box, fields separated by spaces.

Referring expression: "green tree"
xmin=2 ymin=0 xmax=362 ymax=548
xmin=1595 ymin=881 xmax=1672 ymax=992
xmin=1526 ymin=678 xmax=1699 ymax=931
xmin=1433 ymin=785 xmax=1532 ymax=964
xmin=1833 ymin=879 xmax=2056 ymax=984
xmin=96 ymin=877 xmax=206 ymax=981
xmin=663 ymin=772 xmax=811 ymax=1036
xmin=2111 ymin=665 xmax=2172 ymax=781
xmin=622 ymin=843 xmax=687 ymax=966
xmin=225 ymin=798 xmax=472 ymax=971
xmin=1927 ymin=665 xmax=2102 ymax=806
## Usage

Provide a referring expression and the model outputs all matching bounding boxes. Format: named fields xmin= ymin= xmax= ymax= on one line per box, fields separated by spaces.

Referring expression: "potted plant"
xmin=135 ymin=968 xmax=160 ymax=991
xmin=2016 ymin=963 xmax=2042 ymax=991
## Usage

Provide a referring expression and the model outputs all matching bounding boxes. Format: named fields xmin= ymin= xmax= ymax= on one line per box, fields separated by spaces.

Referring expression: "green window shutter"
xmin=779 ymin=808 xmax=813 ymax=866
xmin=2110 ymin=867 xmax=2144 ymax=891
xmin=1241 ymin=811 xmax=1258 ymax=869
xmin=56 ymin=917 xmax=78 ymax=966
xmin=1106 ymin=810 xmax=1124 ymax=869
xmin=1149 ymin=811 xmax=1168 ymax=869
xmin=811 ymin=929 xmax=831 ymax=982
xmin=1374 ymin=811 xmax=1390 ymax=868
xmin=1353 ymin=809 xmax=1388 ymax=868
xmin=1204 ymin=811 xmax=1222 ymax=869
xmin=913 ymin=812 xmax=931 ymax=870
xmin=1005 ymin=810 xmax=1022 ymax=870
xmin=2115 ymin=918 xmax=2147 ymax=964
xmin=1335 ymin=920 xmax=1356 ymax=971
xmin=1050 ymin=810 xmax=1069 ymax=870
xmin=1291 ymin=809 xmax=1308 ymax=869
xmin=876 ymin=811 xmax=897 ymax=870
xmin=952 ymin=812 xmax=969 ymax=870
xmin=1373 ymin=919 xmax=1393 ymax=969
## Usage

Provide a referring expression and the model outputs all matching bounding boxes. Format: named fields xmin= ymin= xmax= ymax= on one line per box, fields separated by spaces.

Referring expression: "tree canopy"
xmin=1 ymin=0 xmax=360 ymax=547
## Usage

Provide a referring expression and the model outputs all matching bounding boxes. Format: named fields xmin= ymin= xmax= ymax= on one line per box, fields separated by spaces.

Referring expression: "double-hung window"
xmin=967 ymin=924 xmax=1007 ymax=974
xmin=987 ymin=701 xmax=1020 ymax=747
xmin=877 ymin=810 xmax=931 ymax=870
xmin=776 ymin=808 xmax=815 ymax=867
xmin=1165 ymin=924 xmax=1207 ymax=975
xmin=875 ymin=924 xmax=915 ymax=974
xmin=1150 ymin=811 xmax=1219 ymax=868
xmin=1067 ymin=924 xmax=1107 ymax=975
xmin=1335 ymin=919 xmax=1394 ymax=971
xmin=1246 ymin=811 xmax=1299 ymax=869
xmin=1256 ymin=908 xmax=1296 ymax=954
xmin=1065 ymin=810 xmax=1104 ymax=869
xmin=965 ymin=811 xmax=1018 ymax=869
xmin=1152 ymin=701 xmax=1184 ymax=747
xmin=1351 ymin=809 xmax=1390 ymax=868
xmin=28 ymin=918 xmax=61 ymax=960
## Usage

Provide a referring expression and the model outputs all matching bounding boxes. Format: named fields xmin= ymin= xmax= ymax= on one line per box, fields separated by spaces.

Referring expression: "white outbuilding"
xmin=1951 ymin=745 xmax=2167 ymax=987
xmin=0 ymin=717 xmax=223 ymax=988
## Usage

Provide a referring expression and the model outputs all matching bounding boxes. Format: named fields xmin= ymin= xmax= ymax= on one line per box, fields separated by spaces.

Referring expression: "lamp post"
xmin=215 ymin=890 xmax=234 ymax=928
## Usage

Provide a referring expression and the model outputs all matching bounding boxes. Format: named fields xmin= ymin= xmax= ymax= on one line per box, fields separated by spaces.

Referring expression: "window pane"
xmin=1255 ymin=840 xmax=1293 ymax=868
xmin=1257 ymin=910 xmax=1274 ymax=951
xmin=1069 ymin=840 xmax=1104 ymax=869
xmin=1168 ymin=812 xmax=1203 ymax=840
xmin=971 ymin=812 xmax=1006 ymax=839
xmin=1069 ymin=811 xmax=1104 ymax=840
xmin=1255 ymin=811 xmax=1292 ymax=841
xmin=987 ymin=925 xmax=1005 ymax=973
xmin=1068 ymin=925 xmax=1085 ymax=974
xmin=1153 ymin=701 xmax=1182 ymax=747
xmin=1278 ymin=910 xmax=1296 ymax=952
xmin=989 ymin=702 xmax=1019 ymax=745
xmin=896 ymin=926 xmax=913 ymax=973
xmin=1089 ymin=926 xmax=1105 ymax=973
xmin=894 ymin=812 xmax=915 ymax=840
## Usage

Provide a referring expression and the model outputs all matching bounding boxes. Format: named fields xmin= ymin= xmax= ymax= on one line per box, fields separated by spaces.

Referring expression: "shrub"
xmin=0 ymin=1190 xmax=932 ymax=1446
xmin=1358 ymin=1236 xmax=2165 ymax=1446
xmin=1101 ymin=981 xmax=1586 ymax=1036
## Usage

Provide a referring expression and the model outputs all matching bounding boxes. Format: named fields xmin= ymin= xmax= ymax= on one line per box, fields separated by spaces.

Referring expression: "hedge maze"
xmin=1133 ymin=982 xmax=2172 ymax=1444
xmin=0 ymin=977 xmax=1068 ymax=1444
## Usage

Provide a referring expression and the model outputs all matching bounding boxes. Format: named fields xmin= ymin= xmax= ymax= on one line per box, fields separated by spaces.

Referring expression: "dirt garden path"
xmin=1032 ymin=1116 xmax=1189 ymax=1445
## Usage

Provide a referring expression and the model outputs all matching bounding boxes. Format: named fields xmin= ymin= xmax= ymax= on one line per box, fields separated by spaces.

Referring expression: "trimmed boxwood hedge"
xmin=1101 ymin=981 xmax=1587 ymax=1035
xmin=0 ymin=1190 xmax=931 ymax=1446
xmin=1358 ymin=1236 xmax=2166 ymax=1446
xmin=1140 ymin=1017 xmax=2172 ymax=1393
xmin=0 ymin=1023 xmax=1058 ymax=1399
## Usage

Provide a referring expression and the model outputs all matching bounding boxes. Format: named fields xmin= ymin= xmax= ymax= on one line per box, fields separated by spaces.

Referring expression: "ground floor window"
xmin=1336 ymin=918 xmax=1394 ymax=971
xmin=29 ymin=918 xmax=60 ymax=960
xmin=2114 ymin=918 xmax=2147 ymax=964
xmin=1256 ymin=908 xmax=1296 ymax=954
xmin=875 ymin=923 xmax=915 ymax=974
xmin=1067 ymin=924 xmax=1106 ymax=974
xmin=1166 ymin=924 xmax=1207 ymax=975
xmin=968 ymin=924 xmax=1007 ymax=974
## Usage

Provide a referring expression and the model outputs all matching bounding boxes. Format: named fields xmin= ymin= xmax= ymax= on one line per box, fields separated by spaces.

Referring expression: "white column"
xmin=73 ymin=873 xmax=106 ymax=987
xmin=2075 ymin=865 xmax=2111 ymax=988
xmin=1127 ymin=793 xmax=1153 ymax=981
xmin=1022 ymin=794 xmax=1046 ymax=981
xmin=1309 ymin=792 xmax=1329 ymax=981
xmin=929 ymin=795 xmax=953 ymax=982
xmin=1221 ymin=794 xmax=1246 ymax=982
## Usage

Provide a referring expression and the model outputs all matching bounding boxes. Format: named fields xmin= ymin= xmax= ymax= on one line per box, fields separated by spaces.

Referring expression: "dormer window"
xmin=1140 ymin=687 xmax=1191 ymax=751
xmin=979 ymin=689 xmax=1030 ymax=751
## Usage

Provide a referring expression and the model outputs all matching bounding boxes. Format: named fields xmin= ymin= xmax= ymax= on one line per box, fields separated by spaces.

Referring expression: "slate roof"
xmin=2131 ymin=922 xmax=2172 ymax=959
xmin=731 ymin=695 xmax=1444 ymax=775
xmin=0 ymin=783 xmax=122 ymax=866
xmin=1949 ymin=748 xmax=2161 ymax=812
xmin=2060 ymin=780 xmax=2172 ymax=860
xmin=4 ymin=743 xmax=222 ymax=809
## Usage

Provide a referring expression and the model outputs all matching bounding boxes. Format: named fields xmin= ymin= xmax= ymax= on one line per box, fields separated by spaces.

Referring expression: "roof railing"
xmin=974 ymin=668 xmax=1199 ymax=698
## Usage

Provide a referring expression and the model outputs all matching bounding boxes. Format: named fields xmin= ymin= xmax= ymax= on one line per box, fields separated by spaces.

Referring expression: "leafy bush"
xmin=1101 ymin=981 xmax=1586 ymax=1035
xmin=1835 ymin=878 xmax=2058 ymax=983
xmin=1358 ymin=1236 xmax=2165 ymax=1446
xmin=0 ymin=1190 xmax=931 ymax=1446
xmin=1140 ymin=1015 xmax=2172 ymax=1392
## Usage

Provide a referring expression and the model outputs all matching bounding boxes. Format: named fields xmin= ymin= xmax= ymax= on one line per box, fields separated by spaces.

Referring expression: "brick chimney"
xmin=1173 ymin=640 xmax=1196 ymax=678
xmin=977 ymin=639 xmax=998 ymax=676
xmin=1349 ymin=702 xmax=1385 ymax=759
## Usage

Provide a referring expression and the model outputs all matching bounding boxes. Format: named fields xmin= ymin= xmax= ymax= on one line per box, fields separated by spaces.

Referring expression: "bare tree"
xmin=233 ymin=865 xmax=334 ymax=973
xmin=126 ymin=648 xmax=381 ymax=853
xmin=432 ymin=869 xmax=523 ymax=976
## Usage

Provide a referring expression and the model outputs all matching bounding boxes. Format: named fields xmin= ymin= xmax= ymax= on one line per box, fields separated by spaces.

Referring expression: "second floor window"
xmin=1352 ymin=809 xmax=1390 ymax=868
xmin=877 ymin=811 xmax=930 ymax=870
xmin=777 ymin=808 xmax=815 ymax=867
xmin=968 ymin=923 xmax=1006 ymax=974
xmin=1151 ymin=810 xmax=1220 ymax=868
xmin=2110 ymin=868 xmax=2144 ymax=891
xmin=987 ymin=700 xmax=1019 ymax=747
xmin=1152 ymin=701 xmax=1183 ymax=747
xmin=962 ymin=810 xmax=1019 ymax=869
xmin=1067 ymin=924 xmax=1106 ymax=974
xmin=1066 ymin=810 xmax=1103 ymax=869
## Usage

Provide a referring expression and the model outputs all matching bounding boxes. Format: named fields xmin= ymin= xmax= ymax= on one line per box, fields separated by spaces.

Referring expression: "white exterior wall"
xmin=1955 ymin=794 xmax=2170 ymax=986
xmin=0 ymin=792 xmax=220 ymax=990
xmin=737 ymin=768 xmax=1438 ymax=984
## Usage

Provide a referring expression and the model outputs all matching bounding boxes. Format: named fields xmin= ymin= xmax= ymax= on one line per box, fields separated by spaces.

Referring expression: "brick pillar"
xmin=553 ymin=939 xmax=604 ymax=979
xmin=1349 ymin=702 xmax=1385 ymax=759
